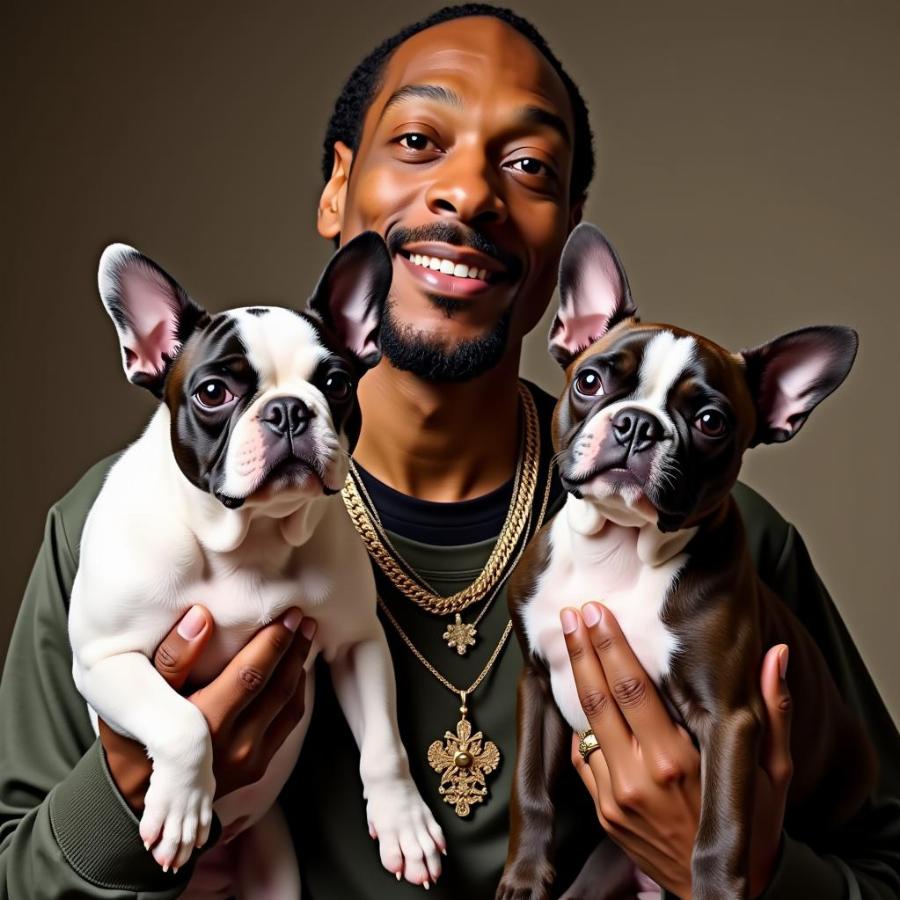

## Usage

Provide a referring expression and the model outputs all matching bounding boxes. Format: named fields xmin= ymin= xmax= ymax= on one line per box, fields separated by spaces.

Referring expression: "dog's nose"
xmin=261 ymin=397 xmax=313 ymax=437
xmin=611 ymin=408 xmax=664 ymax=453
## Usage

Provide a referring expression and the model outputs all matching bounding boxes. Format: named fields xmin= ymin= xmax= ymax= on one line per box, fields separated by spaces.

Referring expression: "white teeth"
xmin=406 ymin=252 xmax=492 ymax=282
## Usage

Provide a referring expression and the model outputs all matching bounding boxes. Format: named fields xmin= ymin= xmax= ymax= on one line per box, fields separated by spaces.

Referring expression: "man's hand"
xmin=99 ymin=605 xmax=316 ymax=819
xmin=561 ymin=602 xmax=793 ymax=899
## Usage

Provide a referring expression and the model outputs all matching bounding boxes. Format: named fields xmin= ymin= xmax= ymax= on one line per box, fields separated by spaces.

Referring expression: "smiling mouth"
xmin=399 ymin=249 xmax=495 ymax=283
xmin=396 ymin=242 xmax=513 ymax=290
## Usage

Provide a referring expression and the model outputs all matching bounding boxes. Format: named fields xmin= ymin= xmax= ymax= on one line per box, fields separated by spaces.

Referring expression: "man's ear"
xmin=568 ymin=195 xmax=585 ymax=230
xmin=740 ymin=325 xmax=859 ymax=446
xmin=549 ymin=223 xmax=638 ymax=368
xmin=317 ymin=141 xmax=353 ymax=241
xmin=306 ymin=230 xmax=392 ymax=368
xmin=98 ymin=244 xmax=208 ymax=397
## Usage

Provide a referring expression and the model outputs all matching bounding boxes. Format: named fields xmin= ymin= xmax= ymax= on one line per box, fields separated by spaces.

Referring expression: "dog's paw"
xmin=495 ymin=860 xmax=555 ymax=900
xmin=140 ymin=760 xmax=216 ymax=873
xmin=366 ymin=778 xmax=446 ymax=888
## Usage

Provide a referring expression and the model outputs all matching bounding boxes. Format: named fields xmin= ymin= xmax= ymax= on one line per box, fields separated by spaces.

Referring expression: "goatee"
xmin=379 ymin=297 xmax=512 ymax=383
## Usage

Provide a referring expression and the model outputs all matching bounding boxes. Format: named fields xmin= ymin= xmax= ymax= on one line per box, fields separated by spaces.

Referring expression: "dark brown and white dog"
xmin=68 ymin=233 xmax=444 ymax=898
xmin=497 ymin=223 xmax=876 ymax=900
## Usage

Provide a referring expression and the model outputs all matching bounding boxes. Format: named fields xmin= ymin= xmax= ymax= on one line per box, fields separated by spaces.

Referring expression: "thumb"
xmin=759 ymin=644 xmax=793 ymax=790
xmin=153 ymin=605 xmax=214 ymax=691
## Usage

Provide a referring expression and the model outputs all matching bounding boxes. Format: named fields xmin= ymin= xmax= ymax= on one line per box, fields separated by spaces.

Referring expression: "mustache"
xmin=386 ymin=222 xmax=521 ymax=279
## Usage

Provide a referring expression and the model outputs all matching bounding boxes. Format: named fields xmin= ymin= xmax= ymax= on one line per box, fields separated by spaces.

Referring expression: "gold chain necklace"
xmin=374 ymin=464 xmax=555 ymax=818
xmin=341 ymin=382 xmax=539 ymax=630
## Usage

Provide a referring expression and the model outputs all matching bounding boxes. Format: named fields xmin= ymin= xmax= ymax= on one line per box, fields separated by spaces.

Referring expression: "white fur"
xmin=69 ymin=321 xmax=444 ymax=895
xmin=637 ymin=331 xmax=696 ymax=408
xmin=523 ymin=494 xmax=695 ymax=732
xmin=568 ymin=331 xmax=697 ymax=507
xmin=219 ymin=309 xmax=345 ymax=499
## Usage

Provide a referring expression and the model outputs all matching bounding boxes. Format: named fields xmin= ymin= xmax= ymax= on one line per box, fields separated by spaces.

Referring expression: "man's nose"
xmin=424 ymin=145 xmax=507 ymax=226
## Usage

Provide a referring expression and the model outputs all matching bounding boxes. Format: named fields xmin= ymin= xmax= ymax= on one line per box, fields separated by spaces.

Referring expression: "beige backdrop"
xmin=3 ymin=1 xmax=898 ymax=724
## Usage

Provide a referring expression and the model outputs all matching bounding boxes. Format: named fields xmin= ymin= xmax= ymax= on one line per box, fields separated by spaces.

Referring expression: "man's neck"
xmin=353 ymin=350 xmax=522 ymax=502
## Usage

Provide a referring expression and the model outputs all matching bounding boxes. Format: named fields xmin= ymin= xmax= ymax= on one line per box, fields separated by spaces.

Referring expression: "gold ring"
xmin=578 ymin=728 xmax=600 ymax=762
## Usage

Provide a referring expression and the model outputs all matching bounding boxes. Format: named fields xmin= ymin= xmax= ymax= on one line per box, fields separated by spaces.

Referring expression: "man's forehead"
xmin=374 ymin=17 xmax=573 ymax=122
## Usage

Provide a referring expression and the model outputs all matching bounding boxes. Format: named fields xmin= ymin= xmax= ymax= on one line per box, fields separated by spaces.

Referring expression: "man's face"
xmin=318 ymin=17 xmax=580 ymax=380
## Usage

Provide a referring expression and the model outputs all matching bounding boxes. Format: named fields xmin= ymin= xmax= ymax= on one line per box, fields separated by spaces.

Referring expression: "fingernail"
xmin=779 ymin=646 xmax=789 ymax=681
xmin=560 ymin=608 xmax=578 ymax=634
xmin=423 ymin=882 xmax=430 ymax=891
xmin=582 ymin=602 xmax=602 ymax=627
xmin=300 ymin=617 xmax=317 ymax=640
xmin=177 ymin=605 xmax=206 ymax=640
xmin=396 ymin=872 xmax=402 ymax=881
xmin=283 ymin=608 xmax=303 ymax=633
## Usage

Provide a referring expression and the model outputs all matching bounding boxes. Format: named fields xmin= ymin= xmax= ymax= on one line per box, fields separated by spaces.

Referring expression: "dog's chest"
xmin=522 ymin=515 xmax=686 ymax=731
xmin=183 ymin=548 xmax=317 ymax=682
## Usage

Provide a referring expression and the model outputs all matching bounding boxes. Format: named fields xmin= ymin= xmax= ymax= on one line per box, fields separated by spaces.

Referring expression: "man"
xmin=1 ymin=5 xmax=898 ymax=899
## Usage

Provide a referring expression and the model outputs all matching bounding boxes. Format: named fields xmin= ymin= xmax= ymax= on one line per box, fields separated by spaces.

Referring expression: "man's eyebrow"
xmin=383 ymin=84 xmax=464 ymax=113
xmin=519 ymin=105 xmax=571 ymax=146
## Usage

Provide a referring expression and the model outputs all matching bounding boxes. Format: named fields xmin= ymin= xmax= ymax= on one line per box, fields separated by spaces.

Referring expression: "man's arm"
xmin=561 ymin=481 xmax=900 ymax=898
xmin=0 ymin=490 xmax=198 ymax=898
xmin=1 ymin=457 xmax=318 ymax=897
xmin=737 ymin=482 xmax=900 ymax=899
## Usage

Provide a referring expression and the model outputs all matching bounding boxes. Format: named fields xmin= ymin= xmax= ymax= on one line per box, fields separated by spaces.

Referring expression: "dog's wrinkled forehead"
xmin=230 ymin=307 xmax=332 ymax=387
xmin=568 ymin=324 xmax=746 ymax=400
xmin=173 ymin=307 xmax=332 ymax=390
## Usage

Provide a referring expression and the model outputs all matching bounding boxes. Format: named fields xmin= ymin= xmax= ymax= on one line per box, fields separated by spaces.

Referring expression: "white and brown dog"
xmin=68 ymin=233 xmax=444 ymax=897
xmin=498 ymin=224 xmax=876 ymax=900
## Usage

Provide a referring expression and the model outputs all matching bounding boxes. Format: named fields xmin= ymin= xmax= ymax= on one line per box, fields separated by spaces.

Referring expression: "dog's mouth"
xmin=561 ymin=462 xmax=645 ymax=497
xmin=215 ymin=454 xmax=339 ymax=510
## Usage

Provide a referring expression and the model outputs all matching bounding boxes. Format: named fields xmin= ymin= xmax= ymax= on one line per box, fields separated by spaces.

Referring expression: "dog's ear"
xmin=549 ymin=223 xmax=638 ymax=368
xmin=741 ymin=326 xmax=858 ymax=446
xmin=98 ymin=244 xmax=208 ymax=397
xmin=307 ymin=230 xmax=392 ymax=368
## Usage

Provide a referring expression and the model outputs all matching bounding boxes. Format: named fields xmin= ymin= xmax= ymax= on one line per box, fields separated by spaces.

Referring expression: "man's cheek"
xmin=347 ymin=163 xmax=421 ymax=231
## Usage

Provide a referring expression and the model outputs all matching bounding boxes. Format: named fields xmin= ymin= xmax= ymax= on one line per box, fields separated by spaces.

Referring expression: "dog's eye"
xmin=574 ymin=369 xmax=603 ymax=397
xmin=324 ymin=371 xmax=354 ymax=402
xmin=193 ymin=379 xmax=236 ymax=409
xmin=694 ymin=409 xmax=729 ymax=438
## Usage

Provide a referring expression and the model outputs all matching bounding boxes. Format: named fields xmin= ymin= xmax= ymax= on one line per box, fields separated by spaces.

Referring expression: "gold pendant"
xmin=443 ymin=613 xmax=477 ymax=655
xmin=427 ymin=693 xmax=500 ymax=818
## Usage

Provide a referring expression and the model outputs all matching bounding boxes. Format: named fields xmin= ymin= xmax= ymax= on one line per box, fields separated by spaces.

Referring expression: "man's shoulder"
xmin=52 ymin=453 xmax=122 ymax=554
xmin=732 ymin=480 xmax=793 ymax=576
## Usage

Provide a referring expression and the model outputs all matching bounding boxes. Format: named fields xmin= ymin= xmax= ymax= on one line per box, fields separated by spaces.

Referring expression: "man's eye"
xmin=397 ymin=133 xmax=435 ymax=152
xmin=508 ymin=157 xmax=554 ymax=178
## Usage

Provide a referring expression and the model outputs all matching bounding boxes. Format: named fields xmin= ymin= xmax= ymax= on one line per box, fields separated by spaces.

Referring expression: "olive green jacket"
xmin=1 ymin=443 xmax=899 ymax=898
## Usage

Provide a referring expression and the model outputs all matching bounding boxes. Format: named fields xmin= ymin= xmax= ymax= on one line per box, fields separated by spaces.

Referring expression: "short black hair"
xmin=321 ymin=3 xmax=594 ymax=201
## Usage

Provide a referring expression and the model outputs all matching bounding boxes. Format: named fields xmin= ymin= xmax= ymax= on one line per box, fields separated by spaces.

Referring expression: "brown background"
xmin=3 ymin=1 xmax=898 ymax=723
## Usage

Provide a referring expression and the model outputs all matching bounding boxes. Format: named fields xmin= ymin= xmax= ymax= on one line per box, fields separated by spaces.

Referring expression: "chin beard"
xmin=379 ymin=298 xmax=511 ymax=383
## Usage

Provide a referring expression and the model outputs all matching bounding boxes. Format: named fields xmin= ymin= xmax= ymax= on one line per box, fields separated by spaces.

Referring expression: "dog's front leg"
xmin=690 ymin=706 xmax=762 ymax=900
xmin=330 ymin=632 xmax=446 ymax=887
xmin=497 ymin=660 xmax=569 ymax=900
xmin=73 ymin=651 xmax=214 ymax=871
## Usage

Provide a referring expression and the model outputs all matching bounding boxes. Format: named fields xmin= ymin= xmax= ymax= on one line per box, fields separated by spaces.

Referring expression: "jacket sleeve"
xmin=0 ymin=466 xmax=216 ymax=898
xmin=736 ymin=484 xmax=900 ymax=900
